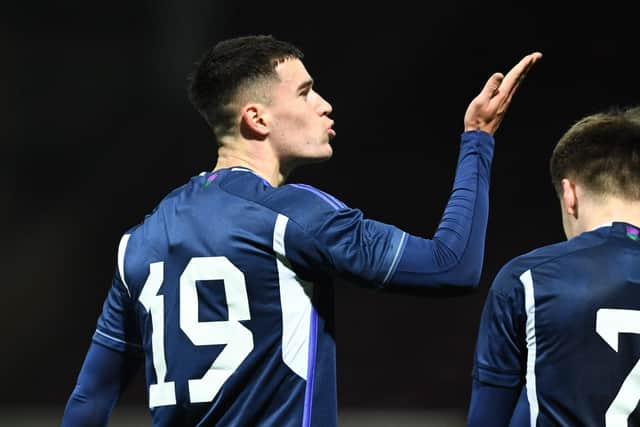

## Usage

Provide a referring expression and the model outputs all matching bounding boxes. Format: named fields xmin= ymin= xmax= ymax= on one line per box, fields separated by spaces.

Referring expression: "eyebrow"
xmin=297 ymin=78 xmax=314 ymax=93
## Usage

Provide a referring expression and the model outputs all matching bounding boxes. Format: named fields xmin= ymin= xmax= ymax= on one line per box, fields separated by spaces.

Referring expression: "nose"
xmin=317 ymin=94 xmax=332 ymax=116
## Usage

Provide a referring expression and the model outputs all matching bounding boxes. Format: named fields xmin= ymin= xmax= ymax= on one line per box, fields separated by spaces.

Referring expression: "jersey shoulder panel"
xmin=215 ymin=171 xmax=355 ymax=236
xmin=214 ymin=170 xmax=350 ymax=220
xmin=263 ymin=183 xmax=353 ymax=227
xmin=491 ymin=229 xmax=608 ymax=296
xmin=115 ymin=174 xmax=215 ymax=296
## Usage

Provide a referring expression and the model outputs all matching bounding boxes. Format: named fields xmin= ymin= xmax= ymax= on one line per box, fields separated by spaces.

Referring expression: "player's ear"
xmin=561 ymin=178 xmax=578 ymax=218
xmin=239 ymin=103 xmax=269 ymax=138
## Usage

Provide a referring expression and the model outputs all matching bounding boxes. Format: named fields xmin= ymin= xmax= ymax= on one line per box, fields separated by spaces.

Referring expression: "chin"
xmin=308 ymin=154 xmax=333 ymax=164
xmin=318 ymin=149 xmax=333 ymax=162
xmin=311 ymin=145 xmax=334 ymax=162
xmin=296 ymin=152 xmax=332 ymax=167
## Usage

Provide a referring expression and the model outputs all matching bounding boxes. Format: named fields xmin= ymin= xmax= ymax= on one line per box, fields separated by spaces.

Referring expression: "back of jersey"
xmin=95 ymin=168 xmax=337 ymax=427
xmin=522 ymin=222 xmax=640 ymax=425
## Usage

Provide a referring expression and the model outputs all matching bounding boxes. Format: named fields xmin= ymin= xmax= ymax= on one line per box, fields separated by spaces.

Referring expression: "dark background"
xmin=3 ymin=0 xmax=638 ymax=417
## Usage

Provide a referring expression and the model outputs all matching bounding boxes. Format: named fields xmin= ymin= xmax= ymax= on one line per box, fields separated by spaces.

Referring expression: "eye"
xmin=297 ymin=80 xmax=314 ymax=99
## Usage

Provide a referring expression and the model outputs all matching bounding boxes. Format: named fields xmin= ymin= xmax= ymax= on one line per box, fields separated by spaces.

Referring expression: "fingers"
xmin=479 ymin=72 xmax=505 ymax=100
xmin=462 ymin=51 xmax=542 ymax=134
xmin=498 ymin=52 xmax=543 ymax=98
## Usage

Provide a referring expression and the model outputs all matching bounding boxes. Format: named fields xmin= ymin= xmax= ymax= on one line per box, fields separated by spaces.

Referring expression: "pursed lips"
xmin=327 ymin=119 xmax=335 ymax=137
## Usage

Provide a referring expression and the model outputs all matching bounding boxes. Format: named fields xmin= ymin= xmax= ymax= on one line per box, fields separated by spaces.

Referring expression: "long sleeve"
xmin=61 ymin=342 xmax=141 ymax=427
xmin=385 ymin=130 xmax=494 ymax=291
xmin=467 ymin=378 xmax=521 ymax=427
xmin=467 ymin=262 xmax=527 ymax=426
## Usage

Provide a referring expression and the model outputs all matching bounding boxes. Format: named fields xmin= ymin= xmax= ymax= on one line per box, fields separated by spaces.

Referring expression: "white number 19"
xmin=138 ymin=257 xmax=254 ymax=408
xmin=596 ymin=308 xmax=640 ymax=425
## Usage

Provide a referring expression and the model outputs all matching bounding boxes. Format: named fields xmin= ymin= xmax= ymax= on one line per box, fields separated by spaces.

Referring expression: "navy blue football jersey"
xmin=472 ymin=222 xmax=640 ymax=426
xmin=93 ymin=167 xmax=407 ymax=427
xmin=89 ymin=130 xmax=494 ymax=427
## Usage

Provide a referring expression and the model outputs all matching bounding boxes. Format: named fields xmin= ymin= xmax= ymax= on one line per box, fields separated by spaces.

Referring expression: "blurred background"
xmin=3 ymin=1 xmax=638 ymax=425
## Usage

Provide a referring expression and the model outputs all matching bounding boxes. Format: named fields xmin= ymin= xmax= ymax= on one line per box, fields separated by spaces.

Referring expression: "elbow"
xmin=430 ymin=238 xmax=483 ymax=288
xmin=422 ymin=262 xmax=482 ymax=292
xmin=384 ymin=265 xmax=483 ymax=295
xmin=433 ymin=267 xmax=482 ymax=297
xmin=453 ymin=266 xmax=482 ymax=288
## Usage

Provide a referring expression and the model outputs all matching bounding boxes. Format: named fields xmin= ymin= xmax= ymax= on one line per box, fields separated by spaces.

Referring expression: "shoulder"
xmin=270 ymin=183 xmax=348 ymax=211
xmin=215 ymin=170 xmax=350 ymax=216
xmin=491 ymin=231 xmax=607 ymax=294
xmin=501 ymin=240 xmax=572 ymax=276
xmin=509 ymin=227 xmax=609 ymax=272
xmin=263 ymin=182 xmax=356 ymax=231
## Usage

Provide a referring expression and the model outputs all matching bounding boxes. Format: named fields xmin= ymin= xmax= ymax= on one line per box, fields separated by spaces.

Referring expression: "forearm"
xmin=386 ymin=130 xmax=494 ymax=290
xmin=62 ymin=387 xmax=116 ymax=427
xmin=467 ymin=378 xmax=520 ymax=427
xmin=61 ymin=342 xmax=140 ymax=427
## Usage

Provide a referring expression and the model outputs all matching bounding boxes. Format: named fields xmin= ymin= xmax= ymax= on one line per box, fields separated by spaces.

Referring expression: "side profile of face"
xmin=264 ymin=58 xmax=335 ymax=167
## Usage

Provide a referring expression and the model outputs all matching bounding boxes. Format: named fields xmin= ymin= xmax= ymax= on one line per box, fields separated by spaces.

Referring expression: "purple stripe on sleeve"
xmin=307 ymin=185 xmax=345 ymax=209
xmin=302 ymin=307 xmax=318 ymax=427
xmin=290 ymin=184 xmax=342 ymax=210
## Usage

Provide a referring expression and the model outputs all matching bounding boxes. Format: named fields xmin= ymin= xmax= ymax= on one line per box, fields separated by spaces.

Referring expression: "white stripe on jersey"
xmin=118 ymin=234 xmax=132 ymax=297
xmin=273 ymin=214 xmax=314 ymax=380
xmin=520 ymin=269 xmax=539 ymax=426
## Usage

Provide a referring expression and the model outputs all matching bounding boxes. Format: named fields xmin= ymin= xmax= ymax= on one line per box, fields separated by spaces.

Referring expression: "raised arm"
xmin=385 ymin=52 xmax=542 ymax=292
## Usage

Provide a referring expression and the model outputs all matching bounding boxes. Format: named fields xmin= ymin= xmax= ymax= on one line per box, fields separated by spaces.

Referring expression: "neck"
xmin=578 ymin=197 xmax=640 ymax=234
xmin=212 ymin=145 xmax=287 ymax=187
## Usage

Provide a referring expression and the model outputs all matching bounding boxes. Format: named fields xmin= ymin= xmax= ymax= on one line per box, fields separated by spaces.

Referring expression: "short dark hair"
xmin=187 ymin=34 xmax=304 ymax=140
xmin=550 ymin=106 xmax=640 ymax=199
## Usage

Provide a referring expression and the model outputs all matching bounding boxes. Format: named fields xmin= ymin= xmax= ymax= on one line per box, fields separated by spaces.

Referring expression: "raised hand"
xmin=464 ymin=52 xmax=542 ymax=135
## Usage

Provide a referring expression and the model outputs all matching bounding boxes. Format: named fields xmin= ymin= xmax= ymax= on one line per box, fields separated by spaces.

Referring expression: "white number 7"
xmin=596 ymin=308 xmax=640 ymax=426
xmin=139 ymin=257 xmax=254 ymax=408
